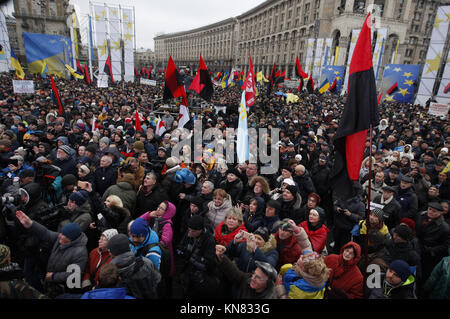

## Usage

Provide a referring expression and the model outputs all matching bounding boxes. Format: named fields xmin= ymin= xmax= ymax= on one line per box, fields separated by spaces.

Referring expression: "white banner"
xmin=341 ymin=29 xmax=361 ymax=95
xmin=313 ymin=38 xmax=324 ymax=83
xmin=304 ymin=38 xmax=315 ymax=75
xmin=108 ymin=6 xmax=122 ymax=82
xmin=428 ymin=102 xmax=449 ymax=116
xmin=13 ymin=80 xmax=35 ymax=93
xmin=0 ymin=11 xmax=11 ymax=72
xmin=372 ymin=28 xmax=387 ymax=81
xmin=140 ymin=78 xmax=157 ymax=86
xmin=321 ymin=38 xmax=333 ymax=76
xmin=122 ymin=7 xmax=135 ymax=82
xmin=415 ymin=6 xmax=450 ymax=106
xmin=94 ymin=4 xmax=107 ymax=81
xmin=97 ymin=74 xmax=109 ymax=88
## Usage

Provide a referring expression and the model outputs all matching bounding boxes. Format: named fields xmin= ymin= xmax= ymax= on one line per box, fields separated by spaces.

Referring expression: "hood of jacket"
xmin=162 ymin=201 xmax=176 ymax=220
xmin=117 ymin=181 xmax=134 ymax=191
xmin=21 ymin=182 xmax=42 ymax=208
xmin=247 ymin=234 xmax=277 ymax=254
xmin=82 ymin=287 xmax=133 ymax=299
xmin=338 ymin=241 xmax=362 ymax=269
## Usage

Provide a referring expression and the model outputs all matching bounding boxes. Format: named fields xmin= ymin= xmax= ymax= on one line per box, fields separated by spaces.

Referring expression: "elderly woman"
xmin=214 ymin=207 xmax=247 ymax=247
xmin=82 ymin=228 xmax=118 ymax=290
xmin=324 ymin=241 xmax=364 ymax=299
xmin=206 ymin=188 xmax=233 ymax=228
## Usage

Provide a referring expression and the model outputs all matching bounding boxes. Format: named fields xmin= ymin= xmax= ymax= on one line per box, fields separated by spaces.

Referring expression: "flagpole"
xmin=364 ymin=123 xmax=373 ymax=274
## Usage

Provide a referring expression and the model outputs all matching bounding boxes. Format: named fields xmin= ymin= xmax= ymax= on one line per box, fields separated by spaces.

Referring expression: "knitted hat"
xmin=389 ymin=260 xmax=411 ymax=283
xmin=187 ymin=215 xmax=204 ymax=230
xmin=399 ymin=218 xmax=415 ymax=232
xmin=79 ymin=165 xmax=90 ymax=175
xmin=107 ymin=234 xmax=130 ymax=256
xmin=253 ymin=227 xmax=270 ymax=242
xmin=189 ymin=196 xmax=204 ymax=209
xmin=100 ymin=137 xmax=110 ymax=145
xmin=59 ymin=145 xmax=71 ymax=155
xmin=0 ymin=244 xmax=10 ymax=268
xmin=69 ymin=190 xmax=87 ymax=207
xmin=61 ymin=174 xmax=78 ymax=187
xmin=166 ymin=156 xmax=179 ymax=168
xmin=129 ymin=218 xmax=149 ymax=237
xmin=102 ymin=229 xmax=119 ymax=241
xmin=394 ymin=224 xmax=412 ymax=241
xmin=282 ymin=178 xmax=295 ymax=186
xmin=85 ymin=144 xmax=98 ymax=154
xmin=285 ymin=185 xmax=298 ymax=197
xmin=61 ymin=223 xmax=82 ymax=241
xmin=370 ymin=208 xmax=385 ymax=222
xmin=133 ymin=141 xmax=144 ymax=151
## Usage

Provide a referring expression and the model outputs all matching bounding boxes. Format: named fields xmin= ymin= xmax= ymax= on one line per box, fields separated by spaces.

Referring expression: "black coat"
xmin=134 ymin=186 xmax=169 ymax=219
xmin=372 ymin=194 xmax=402 ymax=230
xmin=93 ymin=165 xmax=118 ymax=196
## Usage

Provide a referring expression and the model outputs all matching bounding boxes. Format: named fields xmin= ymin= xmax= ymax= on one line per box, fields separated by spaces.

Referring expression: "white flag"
xmin=155 ymin=117 xmax=166 ymax=136
xmin=178 ymin=104 xmax=189 ymax=128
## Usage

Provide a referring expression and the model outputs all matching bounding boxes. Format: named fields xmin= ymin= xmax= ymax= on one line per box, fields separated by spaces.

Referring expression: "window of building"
xmin=405 ymin=49 xmax=413 ymax=57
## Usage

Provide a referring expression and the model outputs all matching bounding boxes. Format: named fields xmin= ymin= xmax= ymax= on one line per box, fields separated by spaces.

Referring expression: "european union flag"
xmin=23 ymin=33 xmax=73 ymax=78
xmin=381 ymin=64 xmax=420 ymax=103
xmin=321 ymin=66 xmax=345 ymax=93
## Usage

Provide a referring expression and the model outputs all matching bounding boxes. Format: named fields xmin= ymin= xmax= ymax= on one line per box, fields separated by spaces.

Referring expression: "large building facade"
xmin=154 ymin=0 xmax=450 ymax=80
xmin=12 ymin=0 xmax=73 ymax=61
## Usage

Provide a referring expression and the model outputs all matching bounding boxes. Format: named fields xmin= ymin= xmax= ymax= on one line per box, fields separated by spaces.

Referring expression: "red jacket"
xmin=324 ymin=241 xmax=364 ymax=299
xmin=299 ymin=221 xmax=329 ymax=254
xmin=83 ymin=247 xmax=113 ymax=286
xmin=214 ymin=222 xmax=247 ymax=247
xmin=274 ymin=231 xmax=302 ymax=271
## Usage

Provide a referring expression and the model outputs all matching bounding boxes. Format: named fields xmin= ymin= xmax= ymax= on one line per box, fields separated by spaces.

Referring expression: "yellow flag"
xmin=256 ymin=71 xmax=263 ymax=83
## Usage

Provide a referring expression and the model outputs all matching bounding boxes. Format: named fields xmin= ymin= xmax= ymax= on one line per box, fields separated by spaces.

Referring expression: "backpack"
xmin=122 ymin=257 xmax=158 ymax=299
xmin=143 ymin=219 xmax=173 ymax=278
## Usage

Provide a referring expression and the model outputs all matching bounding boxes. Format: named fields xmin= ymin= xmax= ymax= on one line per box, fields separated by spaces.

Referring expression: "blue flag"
xmin=321 ymin=65 xmax=345 ymax=93
xmin=381 ymin=64 xmax=420 ymax=103
xmin=237 ymin=91 xmax=249 ymax=164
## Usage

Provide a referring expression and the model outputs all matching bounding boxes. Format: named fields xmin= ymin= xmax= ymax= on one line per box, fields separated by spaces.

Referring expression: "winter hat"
xmin=107 ymin=234 xmax=130 ymax=256
xmin=285 ymin=185 xmax=298 ymax=197
xmin=69 ymin=190 xmax=87 ymax=207
xmin=85 ymin=144 xmax=98 ymax=154
xmin=79 ymin=165 xmax=90 ymax=175
xmin=61 ymin=174 xmax=78 ymax=187
xmin=133 ymin=141 xmax=144 ymax=151
xmin=18 ymin=169 xmax=35 ymax=179
xmin=102 ymin=229 xmax=119 ymax=241
xmin=174 ymin=168 xmax=196 ymax=184
xmin=59 ymin=145 xmax=71 ymax=155
xmin=441 ymin=147 xmax=448 ymax=154
xmin=0 ymin=244 xmax=10 ymax=268
xmin=187 ymin=215 xmax=204 ymax=230
xmin=189 ymin=196 xmax=204 ymax=209
xmin=99 ymin=137 xmax=110 ymax=145
xmin=399 ymin=218 xmax=415 ymax=232
xmin=253 ymin=227 xmax=270 ymax=242
xmin=282 ymin=178 xmax=295 ymax=186
xmin=394 ymin=224 xmax=412 ymax=241
xmin=370 ymin=208 xmax=385 ymax=222
xmin=428 ymin=201 xmax=444 ymax=211
xmin=166 ymin=156 xmax=179 ymax=168
xmin=388 ymin=260 xmax=411 ymax=283
xmin=226 ymin=167 xmax=241 ymax=178
xmin=129 ymin=218 xmax=149 ymax=237
xmin=61 ymin=223 xmax=82 ymax=241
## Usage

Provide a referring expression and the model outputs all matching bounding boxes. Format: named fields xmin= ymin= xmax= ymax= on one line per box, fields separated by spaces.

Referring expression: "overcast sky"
xmin=68 ymin=0 xmax=266 ymax=51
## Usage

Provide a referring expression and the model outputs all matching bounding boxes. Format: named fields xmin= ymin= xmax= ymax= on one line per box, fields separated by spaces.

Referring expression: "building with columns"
xmin=155 ymin=0 xmax=450 ymax=81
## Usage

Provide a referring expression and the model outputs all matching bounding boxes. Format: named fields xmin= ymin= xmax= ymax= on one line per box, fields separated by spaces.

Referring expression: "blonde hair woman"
xmin=214 ymin=207 xmax=247 ymax=247
xmin=206 ymin=189 xmax=233 ymax=228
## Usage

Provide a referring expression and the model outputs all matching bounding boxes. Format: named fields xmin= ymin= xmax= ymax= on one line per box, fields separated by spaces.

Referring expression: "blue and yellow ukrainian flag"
xmin=221 ymin=71 xmax=229 ymax=88
xmin=10 ymin=48 xmax=25 ymax=79
xmin=23 ymin=33 xmax=73 ymax=78
xmin=318 ymin=78 xmax=330 ymax=94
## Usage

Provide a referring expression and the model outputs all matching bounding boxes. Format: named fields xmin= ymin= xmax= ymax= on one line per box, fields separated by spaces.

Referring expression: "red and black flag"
xmin=135 ymin=110 xmax=142 ymax=132
xmin=84 ymin=63 xmax=91 ymax=84
xmin=267 ymin=62 xmax=277 ymax=96
xmin=297 ymin=77 xmax=304 ymax=91
xmin=444 ymin=82 xmax=450 ymax=94
xmin=274 ymin=70 xmax=285 ymax=86
xmin=306 ymin=73 xmax=315 ymax=94
xmin=295 ymin=56 xmax=309 ymax=79
xmin=387 ymin=82 xmax=398 ymax=95
xmin=188 ymin=54 xmax=214 ymax=101
xmin=330 ymin=13 xmax=379 ymax=200
xmin=163 ymin=56 xmax=187 ymax=102
xmin=148 ymin=65 xmax=152 ymax=79
xmin=329 ymin=78 xmax=337 ymax=93
xmin=76 ymin=59 xmax=85 ymax=77
xmin=50 ymin=75 xmax=63 ymax=115
xmin=134 ymin=67 xmax=138 ymax=76
xmin=103 ymin=56 xmax=114 ymax=83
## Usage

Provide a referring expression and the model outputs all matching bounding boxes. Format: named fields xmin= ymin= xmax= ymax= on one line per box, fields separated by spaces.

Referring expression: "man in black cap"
xmin=261 ymin=200 xmax=281 ymax=233
xmin=394 ymin=175 xmax=419 ymax=222
xmin=416 ymin=201 xmax=450 ymax=295
xmin=372 ymin=185 xmax=402 ymax=229
xmin=385 ymin=167 xmax=401 ymax=187
xmin=175 ymin=215 xmax=219 ymax=299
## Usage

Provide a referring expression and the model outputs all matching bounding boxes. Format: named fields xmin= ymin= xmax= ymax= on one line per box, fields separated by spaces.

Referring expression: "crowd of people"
xmin=0 ymin=69 xmax=449 ymax=300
